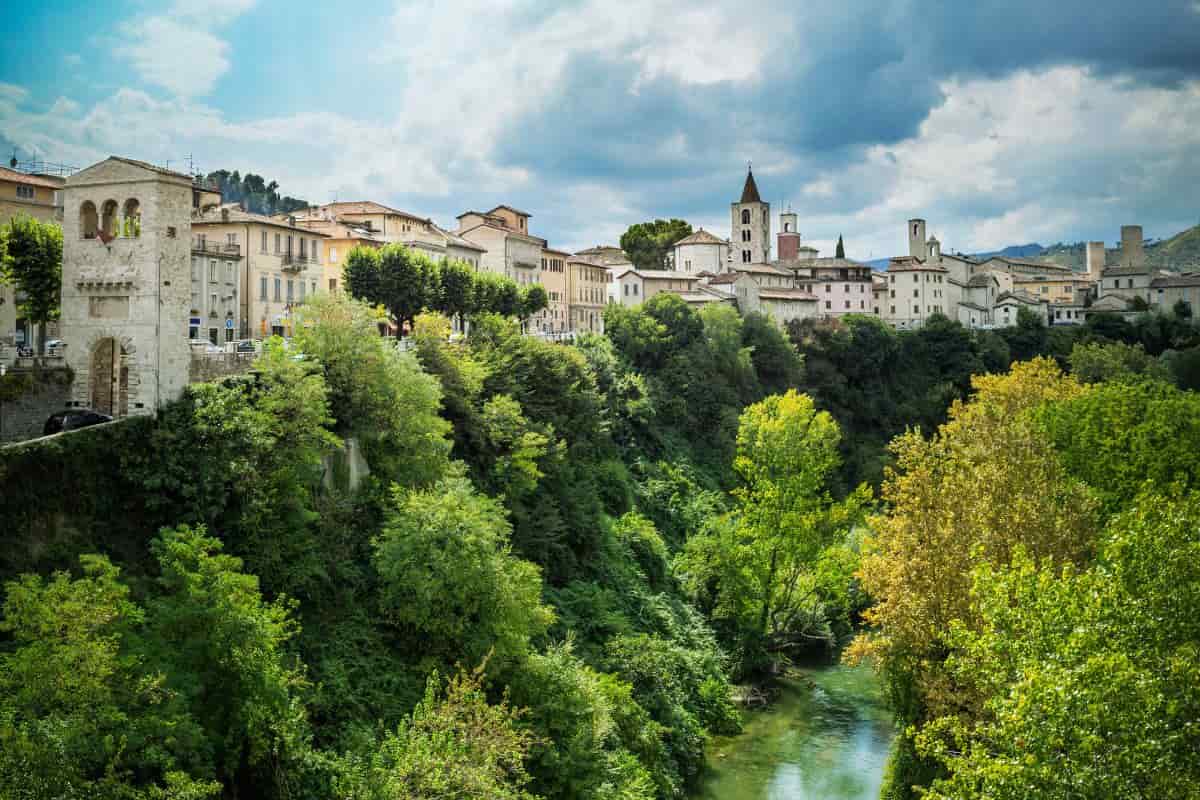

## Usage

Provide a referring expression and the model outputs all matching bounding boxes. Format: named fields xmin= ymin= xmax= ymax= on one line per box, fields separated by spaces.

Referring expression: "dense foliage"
xmin=203 ymin=169 xmax=308 ymax=216
xmin=619 ymin=219 xmax=693 ymax=272
xmin=0 ymin=213 xmax=62 ymax=352
xmin=4 ymin=284 xmax=1198 ymax=798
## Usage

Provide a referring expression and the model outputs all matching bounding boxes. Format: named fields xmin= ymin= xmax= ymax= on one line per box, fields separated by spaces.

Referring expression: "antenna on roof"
xmin=185 ymin=153 xmax=194 ymax=174
xmin=9 ymin=149 xmax=17 ymax=169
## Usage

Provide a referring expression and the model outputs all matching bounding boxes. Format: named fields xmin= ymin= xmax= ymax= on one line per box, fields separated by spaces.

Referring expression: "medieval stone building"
xmin=60 ymin=157 xmax=193 ymax=417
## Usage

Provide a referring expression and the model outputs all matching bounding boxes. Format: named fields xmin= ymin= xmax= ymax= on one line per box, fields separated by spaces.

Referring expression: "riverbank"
xmin=695 ymin=662 xmax=893 ymax=799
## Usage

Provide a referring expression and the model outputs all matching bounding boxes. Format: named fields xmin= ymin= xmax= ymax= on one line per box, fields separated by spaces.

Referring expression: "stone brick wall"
xmin=0 ymin=367 xmax=72 ymax=443
xmin=188 ymin=351 xmax=257 ymax=383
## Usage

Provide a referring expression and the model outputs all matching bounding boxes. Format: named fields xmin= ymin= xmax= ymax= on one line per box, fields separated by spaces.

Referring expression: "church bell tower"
xmin=731 ymin=166 xmax=770 ymax=266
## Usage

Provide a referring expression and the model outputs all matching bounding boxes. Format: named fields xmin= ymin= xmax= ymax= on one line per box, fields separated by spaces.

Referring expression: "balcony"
xmin=193 ymin=240 xmax=242 ymax=258
xmin=280 ymin=252 xmax=306 ymax=272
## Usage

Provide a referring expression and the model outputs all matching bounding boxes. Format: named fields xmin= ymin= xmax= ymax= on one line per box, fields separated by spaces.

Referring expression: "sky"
xmin=2 ymin=0 xmax=1199 ymax=260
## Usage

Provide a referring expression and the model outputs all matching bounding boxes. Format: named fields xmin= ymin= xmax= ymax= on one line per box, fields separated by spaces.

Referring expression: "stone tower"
xmin=731 ymin=167 xmax=770 ymax=265
xmin=61 ymin=156 xmax=193 ymax=418
xmin=908 ymin=218 xmax=927 ymax=261
xmin=927 ymin=235 xmax=941 ymax=262
xmin=777 ymin=210 xmax=800 ymax=261
xmin=1120 ymin=224 xmax=1145 ymax=268
xmin=1086 ymin=241 xmax=1106 ymax=282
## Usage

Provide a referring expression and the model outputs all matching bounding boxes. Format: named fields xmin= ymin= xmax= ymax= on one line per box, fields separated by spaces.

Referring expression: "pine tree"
xmin=836 ymin=234 xmax=845 ymax=259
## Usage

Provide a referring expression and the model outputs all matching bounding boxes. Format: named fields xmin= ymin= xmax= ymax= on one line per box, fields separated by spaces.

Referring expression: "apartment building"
xmin=537 ymin=247 xmax=570 ymax=333
xmin=614 ymin=268 xmax=702 ymax=306
xmin=192 ymin=206 xmax=325 ymax=339
xmin=456 ymin=206 xmax=546 ymax=284
xmin=566 ymin=254 xmax=608 ymax=333
xmin=291 ymin=217 xmax=385 ymax=294
xmin=0 ymin=166 xmax=66 ymax=348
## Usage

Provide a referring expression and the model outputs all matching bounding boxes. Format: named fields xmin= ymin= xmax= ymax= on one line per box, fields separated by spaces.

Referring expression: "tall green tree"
xmin=835 ymin=235 xmax=845 ymax=259
xmin=520 ymin=284 xmax=548 ymax=323
xmin=619 ymin=219 xmax=692 ymax=272
xmin=0 ymin=214 xmax=62 ymax=354
xmin=437 ymin=259 xmax=477 ymax=327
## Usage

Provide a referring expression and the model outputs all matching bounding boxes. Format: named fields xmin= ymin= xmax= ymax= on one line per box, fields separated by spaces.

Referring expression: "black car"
xmin=43 ymin=409 xmax=113 ymax=436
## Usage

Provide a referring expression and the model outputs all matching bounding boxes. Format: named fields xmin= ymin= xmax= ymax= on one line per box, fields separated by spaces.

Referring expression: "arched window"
xmin=101 ymin=199 xmax=118 ymax=238
xmin=80 ymin=201 xmax=98 ymax=239
xmin=122 ymin=198 xmax=141 ymax=237
xmin=741 ymin=209 xmax=750 ymax=225
xmin=913 ymin=223 xmax=919 ymax=236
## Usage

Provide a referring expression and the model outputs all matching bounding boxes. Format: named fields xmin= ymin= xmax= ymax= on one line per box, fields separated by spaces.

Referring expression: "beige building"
xmin=881 ymin=256 xmax=954 ymax=329
xmin=193 ymin=206 xmax=325 ymax=339
xmin=60 ymin=156 xmax=193 ymax=417
xmin=614 ymin=269 xmax=702 ymax=306
xmin=1150 ymin=273 xmax=1200 ymax=313
xmin=0 ymin=167 xmax=66 ymax=349
xmin=672 ymin=228 xmax=729 ymax=274
xmin=567 ymin=254 xmax=608 ymax=333
xmin=537 ymin=247 xmax=570 ymax=333
xmin=1013 ymin=273 xmax=1094 ymax=305
xmin=457 ymin=206 xmax=546 ymax=285
xmin=291 ymin=217 xmax=385 ymax=294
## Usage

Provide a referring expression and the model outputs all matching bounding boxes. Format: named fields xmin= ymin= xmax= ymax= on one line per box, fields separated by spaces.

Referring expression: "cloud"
xmin=116 ymin=0 xmax=256 ymax=97
xmin=7 ymin=0 xmax=1200 ymax=257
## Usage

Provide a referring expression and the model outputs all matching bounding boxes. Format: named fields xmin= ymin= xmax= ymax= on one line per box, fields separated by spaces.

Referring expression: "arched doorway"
xmin=90 ymin=337 xmax=128 ymax=416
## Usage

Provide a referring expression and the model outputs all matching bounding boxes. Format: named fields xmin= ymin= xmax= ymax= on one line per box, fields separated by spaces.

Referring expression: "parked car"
xmin=235 ymin=340 xmax=257 ymax=354
xmin=43 ymin=408 xmax=113 ymax=436
xmin=15 ymin=345 xmax=33 ymax=358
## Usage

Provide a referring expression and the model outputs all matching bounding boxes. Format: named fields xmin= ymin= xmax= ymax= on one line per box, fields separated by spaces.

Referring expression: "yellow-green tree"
xmin=851 ymin=359 xmax=1098 ymax=717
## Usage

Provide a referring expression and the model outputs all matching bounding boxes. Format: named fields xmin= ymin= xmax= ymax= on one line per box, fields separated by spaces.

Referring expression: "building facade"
xmin=193 ymin=206 xmax=325 ymax=339
xmin=731 ymin=168 xmax=770 ymax=265
xmin=456 ymin=206 xmax=546 ymax=284
xmin=672 ymin=228 xmax=729 ymax=274
xmin=60 ymin=157 xmax=193 ymax=417
xmin=537 ymin=247 xmax=570 ymax=333
xmin=566 ymin=254 xmax=608 ymax=333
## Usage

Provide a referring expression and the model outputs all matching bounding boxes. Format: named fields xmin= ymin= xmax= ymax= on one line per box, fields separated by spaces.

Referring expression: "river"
xmin=695 ymin=662 xmax=894 ymax=800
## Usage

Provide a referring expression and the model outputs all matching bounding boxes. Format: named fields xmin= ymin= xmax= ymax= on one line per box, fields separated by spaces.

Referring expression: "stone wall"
xmin=0 ymin=367 xmax=72 ymax=443
xmin=188 ymin=351 xmax=257 ymax=383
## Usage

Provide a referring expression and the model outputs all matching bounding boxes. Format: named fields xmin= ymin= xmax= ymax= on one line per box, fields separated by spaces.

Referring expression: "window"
xmin=274 ymin=277 xmax=281 ymax=302
xmin=891 ymin=305 xmax=896 ymax=314
xmin=844 ymin=284 xmax=850 ymax=292
xmin=260 ymin=275 xmax=268 ymax=300
xmin=624 ymin=284 xmax=629 ymax=296
xmin=191 ymin=258 xmax=199 ymax=280
xmin=275 ymin=233 xmax=281 ymax=254
xmin=300 ymin=238 xmax=307 ymax=258
xmin=633 ymin=284 xmax=639 ymax=296
xmin=101 ymin=199 xmax=118 ymax=237
xmin=16 ymin=185 xmax=34 ymax=199
xmin=860 ymin=300 xmax=865 ymax=309
xmin=914 ymin=289 xmax=919 ymax=298
xmin=742 ymin=250 xmax=751 ymax=263
xmin=889 ymin=274 xmax=895 ymax=283
xmin=299 ymin=281 xmax=306 ymax=301
xmin=209 ymin=260 xmax=218 ymax=281
xmin=191 ymin=291 xmax=200 ymax=311
xmin=914 ymin=274 xmax=919 ymax=283
xmin=741 ymin=209 xmax=750 ymax=225
xmin=261 ymin=231 xmax=268 ymax=252
xmin=210 ymin=293 xmax=218 ymax=315
xmin=329 ymin=278 xmax=338 ymax=293
xmin=80 ymin=201 xmax=98 ymax=238
xmin=825 ymin=284 xmax=831 ymax=293
xmin=844 ymin=300 xmax=850 ymax=309
xmin=227 ymin=233 xmax=237 ymax=246
xmin=286 ymin=280 xmax=294 ymax=302
xmin=914 ymin=305 xmax=920 ymax=314
xmin=825 ymin=300 xmax=832 ymax=309
xmin=225 ymin=261 xmax=234 ymax=282
xmin=287 ymin=235 xmax=293 ymax=255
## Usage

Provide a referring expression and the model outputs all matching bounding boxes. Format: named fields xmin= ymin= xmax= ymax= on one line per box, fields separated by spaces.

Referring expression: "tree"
xmin=520 ymin=284 xmax=548 ymax=322
xmin=373 ymin=477 xmax=553 ymax=667
xmin=835 ymin=234 xmax=845 ymax=259
xmin=378 ymin=245 xmax=435 ymax=335
xmin=0 ymin=214 xmax=62 ymax=354
xmin=1068 ymin=340 xmax=1171 ymax=383
xmin=918 ymin=492 xmax=1200 ymax=799
xmin=335 ymin=666 xmax=540 ymax=800
xmin=437 ymin=259 xmax=476 ymax=327
xmin=619 ymin=219 xmax=692 ymax=272
xmin=342 ymin=246 xmax=383 ymax=312
xmin=680 ymin=390 xmax=866 ymax=673
xmin=0 ymin=553 xmax=218 ymax=799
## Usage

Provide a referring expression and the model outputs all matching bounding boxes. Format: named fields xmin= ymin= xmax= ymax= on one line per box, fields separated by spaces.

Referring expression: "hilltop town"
xmin=1 ymin=155 xmax=1198 ymax=438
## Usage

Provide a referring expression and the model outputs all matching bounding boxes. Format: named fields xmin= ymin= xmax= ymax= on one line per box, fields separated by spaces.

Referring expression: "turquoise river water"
xmin=695 ymin=663 xmax=894 ymax=800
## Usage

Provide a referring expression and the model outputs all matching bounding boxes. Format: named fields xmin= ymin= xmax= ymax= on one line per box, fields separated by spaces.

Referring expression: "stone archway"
xmin=89 ymin=337 xmax=128 ymax=416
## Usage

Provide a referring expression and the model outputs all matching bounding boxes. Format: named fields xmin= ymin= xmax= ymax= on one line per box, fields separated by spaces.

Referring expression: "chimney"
xmin=1120 ymin=225 xmax=1144 ymax=269
xmin=220 ymin=207 xmax=229 ymax=222
xmin=1086 ymin=241 xmax=1105 ymax=282
xmin=288 ymin=215 xmax=297 ymax=228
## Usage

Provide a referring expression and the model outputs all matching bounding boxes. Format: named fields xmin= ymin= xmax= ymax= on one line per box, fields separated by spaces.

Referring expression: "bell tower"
xmin=731 ymin=165 xmax=770 ymax=265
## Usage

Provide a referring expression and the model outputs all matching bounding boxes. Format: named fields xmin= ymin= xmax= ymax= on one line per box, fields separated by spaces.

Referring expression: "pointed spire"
xmin=836 ymin=234 xmax=845 ymax=259
xmin=740 ymin=165 xmax=762 ymax=204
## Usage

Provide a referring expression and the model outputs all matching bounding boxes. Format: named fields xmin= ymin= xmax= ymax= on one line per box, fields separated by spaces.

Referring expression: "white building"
xmin=672 ymin=228 xmax=729 ymax=275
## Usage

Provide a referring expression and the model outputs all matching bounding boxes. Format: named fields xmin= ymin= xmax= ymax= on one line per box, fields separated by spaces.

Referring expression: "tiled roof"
xmin=108 ymin=155 xmax=194 ymax=181
xmin=996 ymin=290 xmax=1045 ymax=305
xmin=194 ymin=206 xmax=329 ymax=234
xmin=958 ymin=301 xmax=989 ymax=312
xmin=0 ymin=166 xmax=64 ymax=189
xmin=1150 ymin=273 xmax=1200 ymax=288
xmin=1102 ymin=266 xmax=1151 ymax=277
xmin=707 ymin=272 xmax=741 ymax=285
xmin=675 ymin=228 xmax=727 ymax=246
xmin=617 ymin=268 xmax=700 ymax=281
xmin=735 ymin=262 xmax=794 ymax=276
xmin=488 ymin=204 xmax=532 ymax=218
xmin=967 ymin=274 xmax=997 ymax=287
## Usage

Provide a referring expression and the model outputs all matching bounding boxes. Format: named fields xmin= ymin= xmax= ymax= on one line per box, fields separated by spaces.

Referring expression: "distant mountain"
xmin=970 ymin=243 xmax=1045 ymax=260
xmin=1147 ymin=223 xmax=1200 ymax=270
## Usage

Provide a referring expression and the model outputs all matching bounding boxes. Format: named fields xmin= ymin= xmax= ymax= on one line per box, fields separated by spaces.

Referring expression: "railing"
xmin=192 ymin=240 xmax=241 ymax=257
xmin=281 ymin=253 xmax=307 ymax=271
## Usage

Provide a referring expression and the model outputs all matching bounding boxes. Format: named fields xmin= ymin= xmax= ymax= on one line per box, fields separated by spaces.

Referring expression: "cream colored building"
xmin=456 ymin=206 xmax=546 ymax=285
xmin=537 ymin=247 xmax=570 ymax=333
xmin=567 ymin=254 xmax=608 ymax=333
xmin=1013 ymin=274 xmax=1094 ymax=305
xmin=614 ymin=269 xmax=702 ymax=306
xmin=672 ymin=228 xmax=729 ymax=274
xmin=1150 ymin=273 xmax=1200 ymax=313
xmin=291 ymin=217 xmax=385 ymax=294
xmin=0 ymin=167 xmax=66 ymax=349
xmin=193 ymin=206 xmax=325 ymax=339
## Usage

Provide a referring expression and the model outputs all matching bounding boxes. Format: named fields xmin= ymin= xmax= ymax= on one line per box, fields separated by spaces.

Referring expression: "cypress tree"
xmin=836 ymin=235 xmax=845 ymax=259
